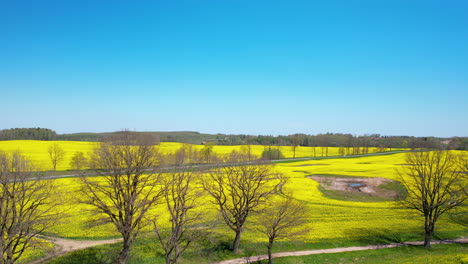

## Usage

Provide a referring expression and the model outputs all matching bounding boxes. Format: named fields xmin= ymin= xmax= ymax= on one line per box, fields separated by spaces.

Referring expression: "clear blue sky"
xmin=1 ymin=0 xmax=467 ymax=137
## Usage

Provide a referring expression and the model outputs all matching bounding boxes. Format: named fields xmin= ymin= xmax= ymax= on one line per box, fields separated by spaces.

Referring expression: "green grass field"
xmin=48 ymin=239 xmax=468 ymax=264
xmin=258 ymin=244 xmax=468 ymax=264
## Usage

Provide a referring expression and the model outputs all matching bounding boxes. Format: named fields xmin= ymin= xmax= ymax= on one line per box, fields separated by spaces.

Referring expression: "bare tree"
xmin=398 ymin=150 xmax=467 ymax=247
xmin=227 ymin=149 xmax=254 ymax=163
xmin=379 ymin=143 xmax=386 ymax=153
xmin=69 ymin=151 xmax=88 ymax=170
xmin=48 ymin=143 xmax=66 ymax=171
xmin=257 ymin=196 xmax=308 ymax=264
xmin=240 ymin=145 xmax=255 ymax=161
xmin=291 ymin=135 xmax=299 ymax=159
xmin=338 ymin=146 xmax=344 ymax=156
xmin=154 ymin=168 xmax=205 ymax=264
xmin=226 ymin=150 xmax=241 ymax=163
xmin=173 ymin=144 xmax=198 ymax=166
xmin=0 ymin=151 xmax=57 ymax=264
xmin=459 ymin=153 xmax=468 ymax=176
xmin=203 ymin=163 xmax=283 ymax=253
xmin=200 ymin=143 xmax=215 ymax=163
xmin=80 ymin=131 xmax=162 ymax=264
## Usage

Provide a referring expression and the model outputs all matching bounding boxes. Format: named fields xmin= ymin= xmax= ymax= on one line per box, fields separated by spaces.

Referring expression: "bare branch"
xmin=79 ymin=131 xmax=162 ymax=264
xmin=48 ymin=143 xmax=66 ymax=171
xmin=397 ymin=150 xmax=467 ymax=247
xmin=154 ymin=166 xmax=207 ymax=264
xmin=203 ymin=161 xmax=284 ymax=253
xmin=0 ymin=151 xmax=59 ymax=264
xmin=256 ymin=194 xmax=309 ymax=264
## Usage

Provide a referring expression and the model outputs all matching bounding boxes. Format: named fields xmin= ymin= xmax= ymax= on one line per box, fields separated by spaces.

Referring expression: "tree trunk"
xmin=6 ymin=247 xmax=14 ymax=264
xmin=6 ymin=256 xmax=14 ymax=264
xmin=165 ymin=253 xmax=171 ymax=264
xmin=118 ymin=236 xmax=132 ymax=264
xmin=267 ymin=241 xmax=274 ymax=264
xmin=232 ymin=230 xmax=242 ymax=253
xmin=424 ymin=231 xmax=432 ymax=248
xmin=424 ymin=217 xmax=434 ymax=248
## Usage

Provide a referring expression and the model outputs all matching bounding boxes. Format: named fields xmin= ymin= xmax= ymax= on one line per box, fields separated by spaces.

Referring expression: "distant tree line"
xmin=202 ymin=133 xmax=468 ymax=151
xmin=1 ymin=128 xmax=468 ymax=150
xmin=0 ymin=128 xmax=57 ymax=140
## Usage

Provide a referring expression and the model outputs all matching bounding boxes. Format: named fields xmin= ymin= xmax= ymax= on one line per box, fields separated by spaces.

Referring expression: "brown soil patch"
xmin=309 ymin=175 xmax=402 ymax=200
xmin=29 ymin=236 xmax=122 ymax=264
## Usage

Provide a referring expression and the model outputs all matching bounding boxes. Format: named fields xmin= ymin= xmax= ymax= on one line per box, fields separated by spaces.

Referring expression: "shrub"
xmin=261 ymin=147 xmax=284 ymax=160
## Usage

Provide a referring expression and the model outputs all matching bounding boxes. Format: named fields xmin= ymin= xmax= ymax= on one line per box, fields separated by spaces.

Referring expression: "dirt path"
xmin=29 ymin=236 xmax=122 ymax=264
xmin=210 ymin=238 xmax=468 ymax=264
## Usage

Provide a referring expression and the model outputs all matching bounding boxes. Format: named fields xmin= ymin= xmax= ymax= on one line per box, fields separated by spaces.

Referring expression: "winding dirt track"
xmin=28 ymin=236 xmax=122 ymax=264
xmin=209 ymin=238 xmax=468 ymax=264
xmin=28 ymin=237 xmax=467 ymax=264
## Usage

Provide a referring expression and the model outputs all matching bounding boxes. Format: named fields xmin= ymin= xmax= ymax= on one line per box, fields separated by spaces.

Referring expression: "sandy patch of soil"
xmin=309 ymin=175 xmax=401 ymax=200
xmin=29 ymin=236 xmax=122 ymax=264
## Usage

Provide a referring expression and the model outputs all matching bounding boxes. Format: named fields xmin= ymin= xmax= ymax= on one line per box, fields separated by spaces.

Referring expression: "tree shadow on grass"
xmin=49 ymin=244 xmax=120 ymax=264
xmin=344 ymin=228 xmax=416 ymax=244
xmin=447 ymin=206 xmax=468 ymax=228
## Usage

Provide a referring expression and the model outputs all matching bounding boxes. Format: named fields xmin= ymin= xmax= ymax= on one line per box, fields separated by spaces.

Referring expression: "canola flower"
xmin=0 ymin=140 xmax=399 ymax=171
xmin=0 ymin=140 xmax=98 ymax=171
xmin=42 ymin=150 xmax=466 ymax=242
xmin=0 ymin=141 xmax=464 ymax=245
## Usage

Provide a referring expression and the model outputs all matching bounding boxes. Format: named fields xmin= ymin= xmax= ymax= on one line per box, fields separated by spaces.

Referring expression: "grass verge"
xmin=46 ymin=230 xmax=467 ymax=264
xmin=257 ymin=243 xmax=467 ymax=264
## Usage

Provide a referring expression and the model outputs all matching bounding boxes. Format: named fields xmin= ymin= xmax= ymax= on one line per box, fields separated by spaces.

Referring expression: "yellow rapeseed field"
xmin=1 ymin=140 xmax=463 ymax=246
xmin=0 ymin=140 xmax=98 ymax=171
xmin=0 ymin=140 xmax=394 ymax=171
xmin=44 ymin=151 xmax=466 ymax=243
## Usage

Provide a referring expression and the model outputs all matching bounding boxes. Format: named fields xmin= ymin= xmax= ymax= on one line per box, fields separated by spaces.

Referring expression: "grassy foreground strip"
xmin=27 ymin=237 xmax=123 ymax=264
xmin=42 ymin=237 xmax=467 ymax=264
xmin=259 ymin=244 xmax=467 ymax=264
xmin=212 ymin=239 xmax=468 ymax=264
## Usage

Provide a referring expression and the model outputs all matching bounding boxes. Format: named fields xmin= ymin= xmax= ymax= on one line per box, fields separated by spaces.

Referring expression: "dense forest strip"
xmin=2 ymin=127 xmax=467 ymax=149
xmin=0 ymin=128 xmax=58 ymax=140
